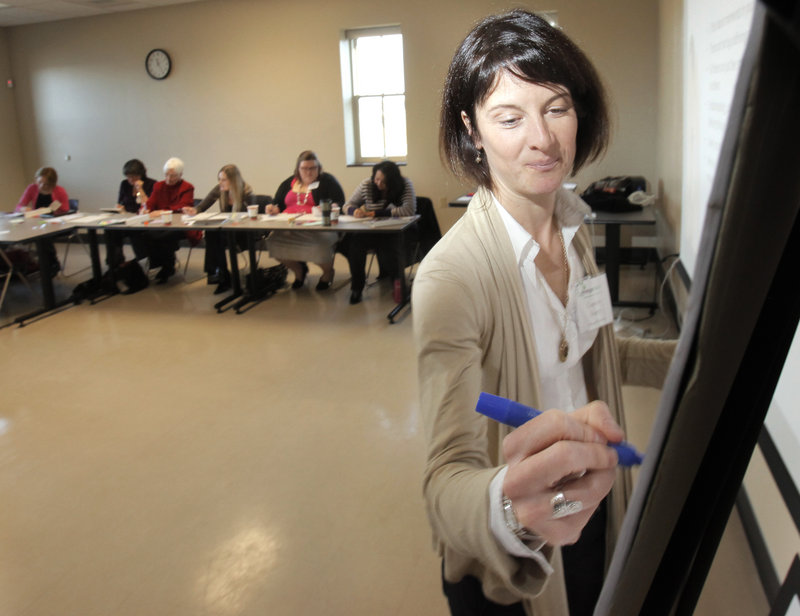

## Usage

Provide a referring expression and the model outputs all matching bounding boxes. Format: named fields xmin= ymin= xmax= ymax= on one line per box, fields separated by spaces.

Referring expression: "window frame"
xmin=340 ymin=25 xmax=407 ymax=166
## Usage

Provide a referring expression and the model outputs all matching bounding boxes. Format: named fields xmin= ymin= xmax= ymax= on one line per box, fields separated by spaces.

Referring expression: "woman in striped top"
xmin=342 ymin=160 xmax=416 ymax=304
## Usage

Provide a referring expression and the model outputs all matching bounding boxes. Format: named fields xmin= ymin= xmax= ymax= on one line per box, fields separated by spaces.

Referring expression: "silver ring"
xmin=551 ymin=491 xmax=584 ymax=520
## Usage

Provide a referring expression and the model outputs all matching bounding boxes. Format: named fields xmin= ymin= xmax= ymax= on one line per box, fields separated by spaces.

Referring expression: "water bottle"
xmin=393 ymin=278 xmax=403 ymax=303
xmin=320 ymin=199 xmax=332 ymax=226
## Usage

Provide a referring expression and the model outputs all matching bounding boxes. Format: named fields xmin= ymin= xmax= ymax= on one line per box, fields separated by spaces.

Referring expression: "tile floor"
xmin=0 ymin=245 xmax=766 ymax=614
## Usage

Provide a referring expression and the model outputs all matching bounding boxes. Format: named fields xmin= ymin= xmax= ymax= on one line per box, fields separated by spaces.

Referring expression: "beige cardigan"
xmin=412 ymin=187 xmax=674 ymax=614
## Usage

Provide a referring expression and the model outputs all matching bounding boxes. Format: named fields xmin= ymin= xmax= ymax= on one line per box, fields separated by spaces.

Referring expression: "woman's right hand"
xmin=265 ymin=204 xmax=280 ymax=215
xmin=501 ymin=400 xmax=623 ymax=546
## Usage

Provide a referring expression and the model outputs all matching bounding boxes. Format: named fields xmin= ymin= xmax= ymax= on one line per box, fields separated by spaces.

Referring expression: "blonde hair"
xmin=218 ymin=164 xmax=246 ymax=212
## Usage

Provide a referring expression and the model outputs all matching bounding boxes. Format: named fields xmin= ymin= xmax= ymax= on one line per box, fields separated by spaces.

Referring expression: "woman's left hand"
xmin=183 ymin=206 xmax=197 ymax=215
xmin=354 ymin=207 xmax=374 ymax=219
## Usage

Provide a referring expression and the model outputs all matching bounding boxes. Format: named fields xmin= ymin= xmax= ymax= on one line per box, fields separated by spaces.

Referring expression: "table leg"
xmin=214 ymin=229 xmax=242 ymax=312
xmin=234 ymin=231 xmax=275 ymax=313
xmin=387 ymin=228 xmax=412 ymax=324
xmin=88 ymin=229 xmax=103 ymax=283
xmin=605 ymin=223 xmax=621 ymax=305
xmin=14 ymin=235 xmax=73 ymax=325
xmin=36 ymin=237 xmax=56 ymax=309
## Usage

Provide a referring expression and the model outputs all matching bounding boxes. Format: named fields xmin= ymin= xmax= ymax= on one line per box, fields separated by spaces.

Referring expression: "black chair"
xmin=364 ymin=196 xmax=441 ymax=285
xmin=249 ymin=195 xmax=273 ymax=266
xmin=410 ymin=196 xmax=442 ymax=264
xmin=252 ymin=194 xmax=272 ymax=214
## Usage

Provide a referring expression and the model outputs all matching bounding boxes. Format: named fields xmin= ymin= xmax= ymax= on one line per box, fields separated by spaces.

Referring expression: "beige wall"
xmin=656 ymin=0 xmax=683 ymax=255
xmin=0 ymin=28 xmax=24 ymax=205
xmin=656 ymin=0 xmax=688 ymax=316
xmin=2 ymin=0 xmax=659 ymax=230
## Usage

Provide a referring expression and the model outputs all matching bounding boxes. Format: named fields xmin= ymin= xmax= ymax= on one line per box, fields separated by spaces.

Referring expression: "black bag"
xmin=71 ymin=269 xmax=120 ymax=303
xmin=117 ymin=259 xmax=149 ymax=294
xmin=244 ymin=264 xmax=288 ymax=299
xmin=581 ymin=176 xmax=647 ymax=213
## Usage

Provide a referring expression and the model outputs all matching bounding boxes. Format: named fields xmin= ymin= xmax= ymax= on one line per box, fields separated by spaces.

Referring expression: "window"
xmin=340 ymin=26 xmax=407 ymax=165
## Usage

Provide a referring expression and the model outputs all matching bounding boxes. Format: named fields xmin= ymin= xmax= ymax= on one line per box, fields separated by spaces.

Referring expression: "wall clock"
xmin=145 ymin=49 xmax=172 ymax=80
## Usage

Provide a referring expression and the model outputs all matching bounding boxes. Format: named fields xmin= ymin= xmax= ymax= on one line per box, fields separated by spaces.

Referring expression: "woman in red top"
xmin=265 ymin=151 xmax=345 ymax=290
xmin=14 ymin=167 xmax=69 ymax=274
xmin=15 ymin=167 xmax=70 ymax=216
xmin=143 ymin=157 xmax=195 ymax=283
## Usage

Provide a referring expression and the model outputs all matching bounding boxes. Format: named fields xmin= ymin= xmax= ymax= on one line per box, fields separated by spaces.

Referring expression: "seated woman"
xmin=143 ymin=157 xmax=195 ymax=284
xmin=342 ymin=160 xmax=416 ymax=304
xmin=15 ymin=167 xmax=70 ymax=216
xmin=15 ymin=166 xmax=70 ymax=274
xmin=184 ymin=164 xmax=254 ymax=294
xmin=265 ymin=150 xmax=344 ymax=290
xmin=106 ymin=159 xmax=155 ymax=269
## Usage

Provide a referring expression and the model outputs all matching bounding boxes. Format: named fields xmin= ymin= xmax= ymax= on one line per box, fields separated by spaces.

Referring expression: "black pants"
xmin=105 ymin=229 xmax=147 ymax=268
xmin=144 ymin=230 xmax=180 ymax=272
xmin=343 ymin=233 xmax=398 ymax=292
xmin=203 ymin=230 xmax=248 ymax=276
xmin=442 ymin=563 xmax=526 ymax=616
xmin=442 ymin=500 xmax=607 ymax=616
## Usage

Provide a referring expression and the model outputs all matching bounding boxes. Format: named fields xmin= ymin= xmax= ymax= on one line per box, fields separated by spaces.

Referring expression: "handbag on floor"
xmin=117 ymin=259 xmax=149 ymax=294
xmin=244 ymin=263 xmax=288 ymax=299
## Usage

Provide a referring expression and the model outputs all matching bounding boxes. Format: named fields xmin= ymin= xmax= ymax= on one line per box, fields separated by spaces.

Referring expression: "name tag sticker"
xmin=575 ymin=273 xmax=613 ymax=331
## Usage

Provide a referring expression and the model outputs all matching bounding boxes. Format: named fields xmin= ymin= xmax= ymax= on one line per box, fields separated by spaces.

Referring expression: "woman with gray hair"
xmin=143 ymin=157 xmax=195 ymax=283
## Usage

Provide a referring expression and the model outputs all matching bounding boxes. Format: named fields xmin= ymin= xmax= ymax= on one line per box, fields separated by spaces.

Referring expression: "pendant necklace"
xmin=297 ymin=185 xmax=310 ymax=207
xmin=557 ymin=229 xmax=571 ymax=363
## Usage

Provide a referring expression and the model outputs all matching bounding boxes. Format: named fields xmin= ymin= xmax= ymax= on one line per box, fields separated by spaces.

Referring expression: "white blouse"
xmin=493 ymin=194 xmax=598 ymax=412
xmin=490 ymin=190 xmax=603 ymax=563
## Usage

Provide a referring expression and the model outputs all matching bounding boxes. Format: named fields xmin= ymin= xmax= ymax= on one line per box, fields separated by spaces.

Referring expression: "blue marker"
xmin=476 ymin=392 xmax=644 ymax=467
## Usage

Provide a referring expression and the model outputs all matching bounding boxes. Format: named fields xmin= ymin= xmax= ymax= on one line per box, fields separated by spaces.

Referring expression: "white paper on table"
xmin=23 ymin=208 xmax=52 ymax=219
xmin=124 ymin=214 xmax=151 ymax=226
xmin=70 ymin=213 xmax=113 ymax=224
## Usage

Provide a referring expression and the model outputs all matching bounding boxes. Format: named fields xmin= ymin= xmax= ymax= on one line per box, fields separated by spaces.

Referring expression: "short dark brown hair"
xmin=122 ymin=159 xmax=147 ymax=178
xmin=440 ymin=9 xmax=610 ymax=188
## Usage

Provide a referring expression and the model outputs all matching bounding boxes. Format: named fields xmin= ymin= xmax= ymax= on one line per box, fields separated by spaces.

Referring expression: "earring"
xmin=475 ymin=150 xmax=482 ymax=164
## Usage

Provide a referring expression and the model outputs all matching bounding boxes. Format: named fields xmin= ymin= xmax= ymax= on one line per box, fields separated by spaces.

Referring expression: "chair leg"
xmin=365 ymin=250 xmax=380 ymax=288
xmin=0 ymin=248 xmax=32 ymax=312
xmin=0 ymin=251 xmax=12 ymax=312
xmin=61 ymin=231 xmax=92 ymax=277
xmin=180 ymin=244 xmax=207 ymax=284
xmin=183 ymin=246 xmax=193 ymax=277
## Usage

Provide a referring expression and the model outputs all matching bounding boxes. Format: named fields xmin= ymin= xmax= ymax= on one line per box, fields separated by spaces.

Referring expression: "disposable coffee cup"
xmin=161 ymin=212 xmax=172 ymax=225
xmin=331 ymin=205 xmax=340 ymax=225
xmin=247 ymin=204 xmax=258 ymax=220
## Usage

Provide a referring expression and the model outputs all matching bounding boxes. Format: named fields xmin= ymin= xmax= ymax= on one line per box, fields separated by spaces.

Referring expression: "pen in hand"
xmin=475 ymin=392 xmax=644 ymax=467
